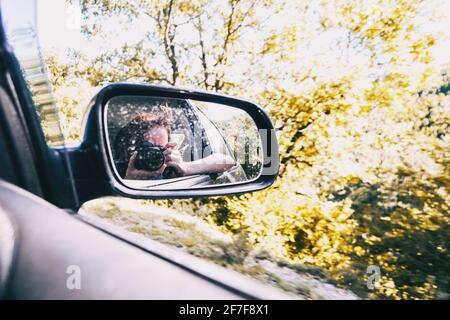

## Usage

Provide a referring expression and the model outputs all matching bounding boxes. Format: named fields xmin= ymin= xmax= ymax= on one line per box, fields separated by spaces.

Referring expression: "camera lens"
xmin=134 ymin=141 xmax=166 ymax=172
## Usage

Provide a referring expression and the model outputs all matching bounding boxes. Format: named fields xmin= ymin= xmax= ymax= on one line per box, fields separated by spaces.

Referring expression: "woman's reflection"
xmin=114 ymin=112 xmax=235 ymax=180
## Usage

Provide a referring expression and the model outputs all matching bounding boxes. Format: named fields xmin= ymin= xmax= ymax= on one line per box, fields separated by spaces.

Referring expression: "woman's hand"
xmin=124 ymin=152 xmax=167 ymax=180
xmin=164 ymin=142 xmax=190 ymax=177
xmin=163 ymin=142 xmax=182 ymax=163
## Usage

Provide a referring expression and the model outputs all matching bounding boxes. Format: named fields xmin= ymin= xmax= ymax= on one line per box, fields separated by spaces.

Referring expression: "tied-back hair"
xmin=114 ymin=111 xmax=172 ymax=177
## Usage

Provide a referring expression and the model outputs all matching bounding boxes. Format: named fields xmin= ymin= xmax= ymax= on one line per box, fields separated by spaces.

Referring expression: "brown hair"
xmin=113 ymin=112 xmax=171 ymax=176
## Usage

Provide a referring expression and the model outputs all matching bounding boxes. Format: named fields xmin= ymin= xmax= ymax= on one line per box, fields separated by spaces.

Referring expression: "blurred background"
xmin=38 ymin=0 xmax=449 ymax=299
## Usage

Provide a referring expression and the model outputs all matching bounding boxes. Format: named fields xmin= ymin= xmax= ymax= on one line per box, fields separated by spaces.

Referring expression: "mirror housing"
xmin=78 ymin=83 xmax=279 ymax=201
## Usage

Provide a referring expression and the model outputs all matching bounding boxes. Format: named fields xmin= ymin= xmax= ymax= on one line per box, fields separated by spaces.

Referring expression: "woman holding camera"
xmin=114 ymin=112 xmax=235 ymax=180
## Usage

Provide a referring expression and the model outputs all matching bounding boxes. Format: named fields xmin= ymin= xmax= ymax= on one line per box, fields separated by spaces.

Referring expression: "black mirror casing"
xmin=74 ymin=83 xmax=279 ymax=203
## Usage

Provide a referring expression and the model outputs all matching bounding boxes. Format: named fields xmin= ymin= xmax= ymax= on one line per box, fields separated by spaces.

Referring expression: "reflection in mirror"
xmin=105 ymin=96 xmax=263 ymax=190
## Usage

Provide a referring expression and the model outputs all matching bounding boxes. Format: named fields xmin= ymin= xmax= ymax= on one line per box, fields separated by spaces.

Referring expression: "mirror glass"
xmin=105 ymin=95 xmax=263 ymax=190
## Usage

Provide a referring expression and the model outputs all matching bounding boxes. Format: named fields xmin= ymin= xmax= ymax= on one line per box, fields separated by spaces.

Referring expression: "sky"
xmin=37 ymin=0 xmax=85 ymax=54
xmin=37 ymin=0 xmax=156 ymax=61
xmin=37 ymin=0 xmax=450 ymax=76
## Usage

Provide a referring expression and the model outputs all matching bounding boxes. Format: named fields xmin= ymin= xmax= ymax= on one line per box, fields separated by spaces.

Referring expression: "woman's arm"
xmin=186 ymin=153 xmax=236 ymax=175
xmin=166 ymin=153 xmax=236 ymax=176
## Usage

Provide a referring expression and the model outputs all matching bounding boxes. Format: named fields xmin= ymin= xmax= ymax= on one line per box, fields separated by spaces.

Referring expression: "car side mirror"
xmin=80 ymin=83 xmax=278 ymax=199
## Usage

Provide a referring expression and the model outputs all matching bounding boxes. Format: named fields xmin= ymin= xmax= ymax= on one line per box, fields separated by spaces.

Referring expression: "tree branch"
xmin=161 ymin=0 xmax=179 ymax=85
xmin=196 ymin=16 xmax=210 ymax=90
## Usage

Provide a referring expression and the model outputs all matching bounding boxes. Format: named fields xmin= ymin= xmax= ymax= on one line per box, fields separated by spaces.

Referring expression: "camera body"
xmin=134 ymin=141 xmax=166 ymax=172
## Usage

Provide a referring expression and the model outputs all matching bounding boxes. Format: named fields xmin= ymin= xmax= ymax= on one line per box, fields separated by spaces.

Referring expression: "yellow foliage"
xmin=46 ymin=0 xmax=449 ymax=299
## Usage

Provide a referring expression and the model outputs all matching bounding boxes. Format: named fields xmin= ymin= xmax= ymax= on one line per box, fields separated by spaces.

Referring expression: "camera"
xmin=134 ymin=141 xmax=166 ymax=172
